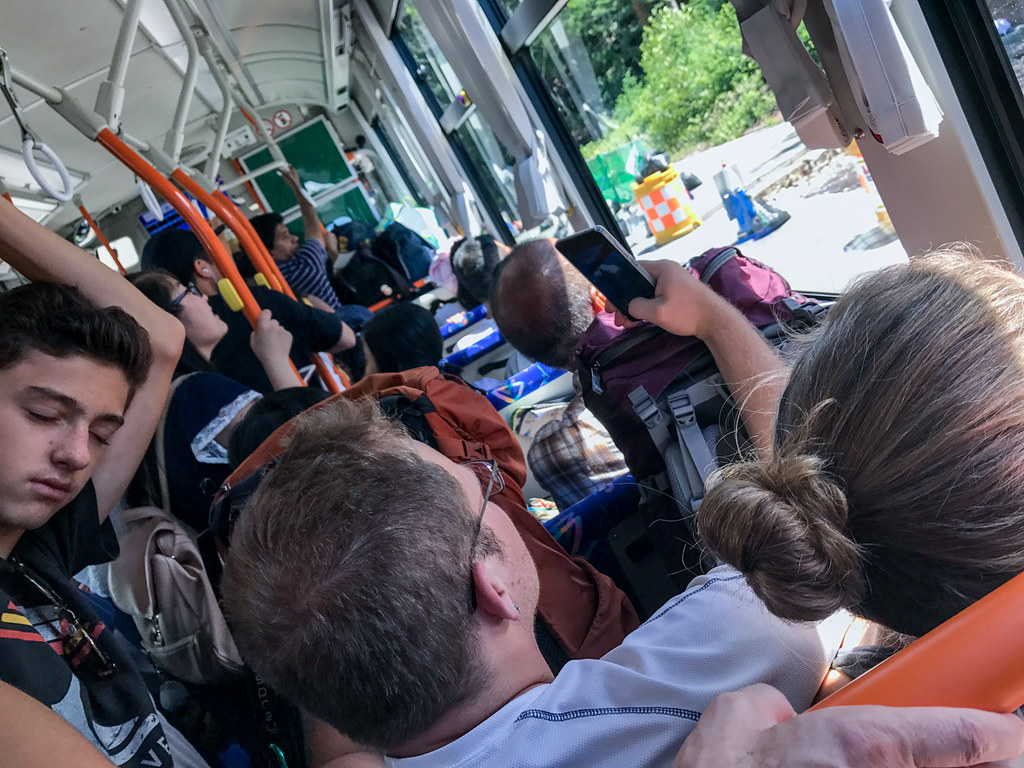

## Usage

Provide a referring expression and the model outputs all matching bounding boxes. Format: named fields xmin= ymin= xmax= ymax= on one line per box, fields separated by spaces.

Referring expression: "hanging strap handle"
xmin=0 ymin=48 xmax=74 ymax=202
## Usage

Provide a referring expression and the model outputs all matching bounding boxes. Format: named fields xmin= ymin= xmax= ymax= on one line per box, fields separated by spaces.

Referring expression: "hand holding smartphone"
xmin=555 ymin=226 xmax=656 ymax=322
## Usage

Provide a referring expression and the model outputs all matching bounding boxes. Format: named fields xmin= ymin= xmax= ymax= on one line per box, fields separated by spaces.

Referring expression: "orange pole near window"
xmin=172 ymin=171 xmax=343 ymax=394
xmin=812 ymin=570 xmax=1024 ymax=712
xmin=95 ymin=128 xmax=305 ymax=386
xmin=229 ymin=158 xmax=267 ymax=214
xmin=77 ymin=204 xmax=127 ymax=275
xmin=367 ymin=278 xmax=429 ymax=313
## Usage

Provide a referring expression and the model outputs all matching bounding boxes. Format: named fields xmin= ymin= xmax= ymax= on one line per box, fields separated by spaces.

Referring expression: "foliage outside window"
xmin=532 ymin=0 xmax=816 ymax=160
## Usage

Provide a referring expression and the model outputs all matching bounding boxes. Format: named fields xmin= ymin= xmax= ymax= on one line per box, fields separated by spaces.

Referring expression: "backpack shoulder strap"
xmin=153 ymin=373 xmax=198 ymax=513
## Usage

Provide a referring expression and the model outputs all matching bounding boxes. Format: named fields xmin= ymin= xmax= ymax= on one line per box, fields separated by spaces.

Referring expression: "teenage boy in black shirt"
xmin=0 ymin=199 xmax=187 ymax=766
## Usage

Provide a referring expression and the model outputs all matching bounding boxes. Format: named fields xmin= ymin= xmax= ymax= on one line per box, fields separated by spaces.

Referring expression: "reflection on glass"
xmin=454 ymin=113 xmax=521 ymax=237
xmin=981 ymin=1 xmax=1024 ymax=91
xmin=397 ymin=2 xmax=462 ymax=105
xmin=378 ymin=99 xmax=441 ymax=201
xmin=496 ymin=0 xmax=522 ymax=17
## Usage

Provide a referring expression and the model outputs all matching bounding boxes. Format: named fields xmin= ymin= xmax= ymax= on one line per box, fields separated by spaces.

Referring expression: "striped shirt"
xmin=278 ymin=239 xmax=372 ymax=330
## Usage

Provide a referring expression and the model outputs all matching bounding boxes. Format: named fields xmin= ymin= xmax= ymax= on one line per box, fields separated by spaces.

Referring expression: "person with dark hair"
xmin=127 ymin=269 xmax=297 ymax=531
xmin=221 ymin=397 xmax=831 ymax=766
xmin=249 ymin=166 xmax=372 ymax=330
xmin=449 ymin=234 xmax=508 ymax=311
xmin=227 ymin=386 xmax=330 ymax=467
xmin=490 ymin=238 xmax=599 ymax=371
xmin=489 ymin=238 xmax=629 ymax=504
xmin=141 ymin=226 xmax=356 ymax=394
xmin=360 ymin=303 xmax=443 ymax=377
xmin=0 ymin=199 xmax=200 ymax=767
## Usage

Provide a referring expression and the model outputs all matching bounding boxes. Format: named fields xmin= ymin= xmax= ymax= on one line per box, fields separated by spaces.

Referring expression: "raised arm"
xmin=281 ymin=165 xmax=324 ymax=245
xmin=249 ymin=308 xmax=298 ymax=391
xmin=0 ymin=200 xmax=184 ymax=518
xmin=626 ymin=259 xmax=787 ymax=457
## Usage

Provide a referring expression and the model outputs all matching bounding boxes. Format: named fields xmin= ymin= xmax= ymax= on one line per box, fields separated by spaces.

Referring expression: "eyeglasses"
xmin=171 ymin=281 xmax=202 ymax=308
xmin=9 ymin=557 xmax=115 ymax=679
xmin=461 ymin=458 xmax=504 ymax=613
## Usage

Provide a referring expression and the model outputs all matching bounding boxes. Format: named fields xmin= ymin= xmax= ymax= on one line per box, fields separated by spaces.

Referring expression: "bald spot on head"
xmin=490 ymin=239 xmax=595 ymax=370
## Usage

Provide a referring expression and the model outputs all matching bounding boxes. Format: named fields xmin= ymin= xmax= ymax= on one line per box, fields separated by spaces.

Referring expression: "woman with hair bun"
xmin=624 ymin=249 xmax=1024 ymax=639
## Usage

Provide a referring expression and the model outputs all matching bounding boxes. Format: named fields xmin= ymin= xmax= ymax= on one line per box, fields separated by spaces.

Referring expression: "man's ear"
xmin=472 ymin=560 xmax=520 ymax=622
xmin=193 ymin=258 xmax=213 ymax=278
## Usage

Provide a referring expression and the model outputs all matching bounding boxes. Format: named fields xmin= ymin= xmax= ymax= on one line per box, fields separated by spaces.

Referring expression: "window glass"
xmin=523 ymin=0 xmax=907 ymax=292
xmin=495 ymin=0 xmax=522 ymax=17
xmin=453 ymin=113 xmax=521 ymax=237
xmin=396 ymin=2 xmax=462 ymax=105
xmin=101 ymin=236 xmax=140 ymax=272
xmin=982 ymin=2 xmax=1024 ymax=90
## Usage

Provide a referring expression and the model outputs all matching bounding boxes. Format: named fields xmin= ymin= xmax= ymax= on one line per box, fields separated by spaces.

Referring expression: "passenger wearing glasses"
xmin=0 ymin=200 xmax=209 ymax=767
xmin=220 ymin=398 xmax=831 ymax=768
xmin=126 ymin=269 xmax=294 ymax=532
xmin=141 ymin=226 xmax=357 ymax=394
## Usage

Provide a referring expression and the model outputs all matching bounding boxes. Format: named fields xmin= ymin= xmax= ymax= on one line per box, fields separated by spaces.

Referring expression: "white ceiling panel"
xmin=0 ymin=0 xmax=343 ymax=229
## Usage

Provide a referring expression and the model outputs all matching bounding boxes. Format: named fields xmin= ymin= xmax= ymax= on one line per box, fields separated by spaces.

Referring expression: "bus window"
xmin=986 ymin=4 xmax=1023 ymax=88
xmin=396 ymin=1 xmax=524 ymax=240
xmin=504 ymin=1 xmax=910 ymax=293
xmin=452 ymin=113 xmax=523 ymax=236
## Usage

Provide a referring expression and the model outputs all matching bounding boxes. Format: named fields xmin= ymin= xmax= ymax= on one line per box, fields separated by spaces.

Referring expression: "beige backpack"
xmin=107 ymin=375 xmax=245 ymax=685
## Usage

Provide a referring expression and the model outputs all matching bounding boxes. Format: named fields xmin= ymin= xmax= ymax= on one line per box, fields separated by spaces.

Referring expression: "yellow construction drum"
xmin=632 ymin=168 xmax=701 ymax=246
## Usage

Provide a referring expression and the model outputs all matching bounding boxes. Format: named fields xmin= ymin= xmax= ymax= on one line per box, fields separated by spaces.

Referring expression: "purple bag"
xmin=575 ymin=246 xmax=823 ymax=583
xmin=577 ymin=246 xmax=816 ymax=475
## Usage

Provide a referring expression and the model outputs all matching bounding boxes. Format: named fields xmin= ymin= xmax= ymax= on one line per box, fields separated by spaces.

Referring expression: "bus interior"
xmin=2 ymin=0 xmax=1024 ymax=758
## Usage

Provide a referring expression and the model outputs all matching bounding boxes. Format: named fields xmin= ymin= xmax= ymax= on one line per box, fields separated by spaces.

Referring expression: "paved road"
xmin=624 ymin=123 xmax=907 ymax=293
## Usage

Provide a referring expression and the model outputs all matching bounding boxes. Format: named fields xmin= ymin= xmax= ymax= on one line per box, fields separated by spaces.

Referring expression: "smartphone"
xmin=556 ymin=226 xmax=656 ymax=321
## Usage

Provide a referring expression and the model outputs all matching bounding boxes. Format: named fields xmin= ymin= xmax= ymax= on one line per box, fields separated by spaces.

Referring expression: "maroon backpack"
xmin=575 ymin=245 xmax=825 ymax=583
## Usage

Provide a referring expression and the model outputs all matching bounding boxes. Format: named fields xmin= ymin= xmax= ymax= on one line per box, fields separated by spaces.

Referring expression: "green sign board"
xmin=241 ymin=116 xmax=368 ymax=222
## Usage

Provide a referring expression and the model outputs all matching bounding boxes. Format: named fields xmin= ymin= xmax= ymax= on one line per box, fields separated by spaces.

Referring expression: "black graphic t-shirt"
xmin=0 ymin=483 xmax=174 ymax=767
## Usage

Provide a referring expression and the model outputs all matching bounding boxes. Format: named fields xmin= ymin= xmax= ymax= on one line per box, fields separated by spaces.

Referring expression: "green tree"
xmin=562 ymin=0 xmax=665 ymax=109
xmin=636 ymin=1 xmax=778 ymax=154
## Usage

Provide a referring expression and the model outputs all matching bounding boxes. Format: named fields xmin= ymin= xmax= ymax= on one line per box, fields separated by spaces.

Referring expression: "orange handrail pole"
xmin=173 ymin=172 xmax=285 ymax=294
xmin=215 ymin=190 xmax=290 ymax=297
xmin=812 ymin=570 xmax=1024 ymax=713
xmin=77 ymin=204 xmax=127 ymax=275
xmin=213 ymin=189 xmax=351 ymax=390
xmin=229 ymin=158 xmax=267 ymax=214
xmin=95 ymin=128 xmax=305 ymax=387
xmin=172 ymin=172 xmax=342 ymax=394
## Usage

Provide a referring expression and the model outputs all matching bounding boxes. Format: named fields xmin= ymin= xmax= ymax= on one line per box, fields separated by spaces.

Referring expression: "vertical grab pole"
xmin=96 ymin=128 xmax=306 ymax=386
xmin=172 ymin=171 xmax=346 ymax=393
xmin=75 ymin=200 xmax=127 ymax=275
xmin=160 ymin=0 xmax=201 ymax=163
xmin=95 ymin=0 xmax=145 ymax=132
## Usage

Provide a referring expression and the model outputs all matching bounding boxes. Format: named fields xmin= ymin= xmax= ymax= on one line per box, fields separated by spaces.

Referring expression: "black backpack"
xmin=331 ymin=242 xmax=412 ymax=307
xmin=375 ymin=222 xmax=434 ymax=281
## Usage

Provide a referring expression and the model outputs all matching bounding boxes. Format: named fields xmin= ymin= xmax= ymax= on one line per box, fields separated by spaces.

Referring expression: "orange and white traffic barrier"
xmin=632 ymin=168 xmax=701 ymax=246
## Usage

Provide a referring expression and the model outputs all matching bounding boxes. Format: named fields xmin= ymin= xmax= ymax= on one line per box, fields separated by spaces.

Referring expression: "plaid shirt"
xmin=527 ymin=393 xmax=629 ymax=510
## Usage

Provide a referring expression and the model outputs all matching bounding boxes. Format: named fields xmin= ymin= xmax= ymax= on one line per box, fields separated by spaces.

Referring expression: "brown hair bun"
xmin=698 ymin=455 xmax=865 ymax=622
